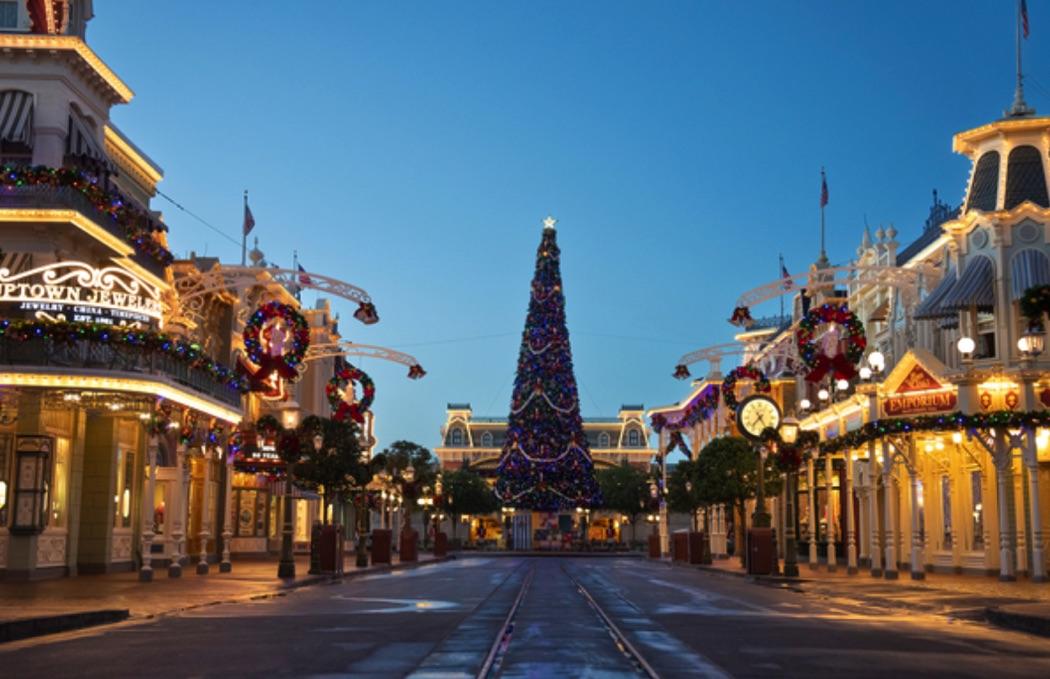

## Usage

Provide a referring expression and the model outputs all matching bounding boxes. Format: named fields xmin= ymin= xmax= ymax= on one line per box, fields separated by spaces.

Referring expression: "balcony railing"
xmin=0 ymin=183 xmax=168 ymax=278
xmin=0 ymin=336 xmax=244 ymax=408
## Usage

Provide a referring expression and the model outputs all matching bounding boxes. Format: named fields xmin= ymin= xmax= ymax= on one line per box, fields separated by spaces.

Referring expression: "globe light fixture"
xmin=1018 ymin=326 xmax=1045 ymax=358
xmin=817 ymin=388 xmax=830 ymax=402
xmin=957 ymin=336 xmax=976 ymax=362
xmin=835 ymin=378 xmax=850 ymax=392
xmin=867 ymin=350 xmax=885 ymax=374
xmin=859 ymin=366 xmax=872 ymax=381
xmin=799 ymin=398 xmax=812 ymax=412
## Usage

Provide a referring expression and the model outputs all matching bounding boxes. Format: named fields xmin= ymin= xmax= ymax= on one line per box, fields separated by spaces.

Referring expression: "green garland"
xmin=817 ymin=410 xmax=1050 ymax=455
xmin=0 ymin=318 xmax=249 ymax=394
xmin=1 ymin=164 xmax=174 ymax=266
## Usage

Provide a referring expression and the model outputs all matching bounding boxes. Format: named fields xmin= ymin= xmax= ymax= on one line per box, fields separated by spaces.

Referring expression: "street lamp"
xmin=278 ymin=407 xmax=301 ymax=579
xmin=799 ymin=398 xmax=812 ymax=414
xmin=817 ymin=388 xmax=830 ymax=403
xmin=957 ymin=336 xmax=976 ymax=363
xmin=1018 ymin=326 xmax=1045 ymax=359
xmin=779 ymin=417 xmax=801 ymax=577
xmin=867 ymin=350 xmax=885 ymax=375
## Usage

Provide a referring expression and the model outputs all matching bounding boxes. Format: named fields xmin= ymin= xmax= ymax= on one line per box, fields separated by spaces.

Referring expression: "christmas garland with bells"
xmin=0 ymin=164 xmax=173 ymax=266
xmin=0 ymin=319 xmax=249 ymax=393
xmin=796 ymin=303 xmax=866 ymax=382
xmin=1020 ymin=284 xmax=1050 ymax=328
xmin=241 ymin=301 xmax=310 ymax=388
xmin=721 ymin=365 xmax=770 ymax=414
xmin=326 ymin=364 xmax=375 ymax=423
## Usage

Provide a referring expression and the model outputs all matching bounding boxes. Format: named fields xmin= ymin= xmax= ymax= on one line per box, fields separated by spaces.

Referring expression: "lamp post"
xmin=277 ymin=407 xmax=301 ymax=579
xmin=779 ymin=417 xmax=801 ymax=578
xmin=501 ymin=506 xmax=515 ymax=550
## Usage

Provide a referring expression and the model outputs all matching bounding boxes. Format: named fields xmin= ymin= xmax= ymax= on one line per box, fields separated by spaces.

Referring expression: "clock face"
xmin=737 ymin=396 xmax=781 ymax=441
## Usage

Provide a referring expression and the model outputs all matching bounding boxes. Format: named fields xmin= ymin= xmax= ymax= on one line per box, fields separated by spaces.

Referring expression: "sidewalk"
xmin=0 ymin=553 xmax=447 ymax=642
xmin=678 ymin=555 xmax=1050 ymax=637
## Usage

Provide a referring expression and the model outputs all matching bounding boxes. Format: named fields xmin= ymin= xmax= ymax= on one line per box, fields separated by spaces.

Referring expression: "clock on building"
xmin=736 ymin=395 xmax=782 ymax=442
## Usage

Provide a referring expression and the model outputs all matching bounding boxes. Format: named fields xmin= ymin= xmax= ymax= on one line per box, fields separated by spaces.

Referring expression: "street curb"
xmin=687 ymin=561 xmax=811 ymax=585
xmin=985 ymin=606 xmax=1050 ymax=638
xmin=0 ymin=609 xmax=129 ymax=643
xmin=0 ymin=556 xmax=452 ymax=645
xmin=453 ymin=551 xmax=643 ymax=558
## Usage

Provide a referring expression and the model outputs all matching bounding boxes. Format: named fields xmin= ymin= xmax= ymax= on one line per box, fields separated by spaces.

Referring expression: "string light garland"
xmin=0 ymin=318 xmax=249 ymax=393
xmin=796 ymin=303 xmax=866 ymax=382
xmin=326 ymin=364 xmax=375 ymax=424
xmin=0 ymin=164 xmax=173 ymax=265
xmin=650 ymin=387 xmax=719 ymax=433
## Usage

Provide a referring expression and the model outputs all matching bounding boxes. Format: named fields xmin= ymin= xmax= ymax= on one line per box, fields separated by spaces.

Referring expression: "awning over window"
xmin=869 ymin=299 xmax=890 ymax=322
xmin=940 ymin=256 xmax=996 ymax=311
xmin=1010 ymin=249 xmax=1050 ymax=300
xmin=914 ymin=266 xmax=956 ymax=319
xmin=0 ymin=90 xmax=34 ymax=146
xmin=66 ymin=107 xmax=113 ymax=168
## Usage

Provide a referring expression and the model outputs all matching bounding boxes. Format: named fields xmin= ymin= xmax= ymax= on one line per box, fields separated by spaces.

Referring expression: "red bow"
xmin=805 ymin=353 xmax=857 ymax=383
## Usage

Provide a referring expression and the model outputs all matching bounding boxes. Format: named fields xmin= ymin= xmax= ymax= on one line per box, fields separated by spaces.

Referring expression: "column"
xmin=846 ymin=452 xmax=857 ymax=575
xmin=220 ymin=455 xmax=233 ymax=573
xmin=139 ymin=436 xmax=159 ymax=582
xmin=995 ymin=434 xmax=1017 ymax=581
xmin=868 ymin=443 xmax=882 ymax=577
xmin=169 ymin=444 xmax=187 ymax=578
xmin=1025 ymin=433 xmax=1046 ymax=582
xmin=807 ymin=457 xmax=818 ymax=569
xmin=909 ymin=466 xmax=925 ymax=580
xmin=825 ymin=454 xmax=837 ymax=572
xmin=883 ymin=441 xmax=898 ymax=579
xmin=197 ymin=450 xmax=212 ymax=575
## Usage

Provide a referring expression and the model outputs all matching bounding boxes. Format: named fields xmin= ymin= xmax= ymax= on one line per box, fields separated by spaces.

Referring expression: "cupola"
xmin=955 ymin=116 xmax=1050 ymax=216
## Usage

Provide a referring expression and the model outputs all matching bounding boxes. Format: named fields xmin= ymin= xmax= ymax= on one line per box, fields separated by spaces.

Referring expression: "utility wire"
xmin=155 ymin=189 xmax=241 ymax=248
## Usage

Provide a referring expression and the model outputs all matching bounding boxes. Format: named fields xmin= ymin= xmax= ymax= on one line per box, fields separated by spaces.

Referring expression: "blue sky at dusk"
xmin=93 ymin=1 xmax=1048 ymax=450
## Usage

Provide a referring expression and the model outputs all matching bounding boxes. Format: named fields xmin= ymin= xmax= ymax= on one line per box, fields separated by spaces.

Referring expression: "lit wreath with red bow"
xmin=721 ymin=365 xmax=771 ymax=415
xmin=796 ymin=303 xmax=866 ymax=383
xmin=241 ymin=301 xmax=310 ymax=390
xmin=326 ymin=364 xmax=375 ymax=423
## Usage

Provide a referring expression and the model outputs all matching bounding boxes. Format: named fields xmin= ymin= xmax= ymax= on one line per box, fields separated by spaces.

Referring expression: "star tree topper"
xmin=543 ymin=215 xmax=557 ymax=230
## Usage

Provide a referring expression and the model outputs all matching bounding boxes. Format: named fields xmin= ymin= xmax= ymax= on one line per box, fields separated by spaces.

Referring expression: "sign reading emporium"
xmin=0 ymin=260 xmax=162 ymax=326
xmin=883 ymin=364 xmax=957 ymax=416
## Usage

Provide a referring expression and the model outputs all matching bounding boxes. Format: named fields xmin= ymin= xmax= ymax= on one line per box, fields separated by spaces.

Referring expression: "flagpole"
xmin=820 ymin=168 xmax=826 ymax=261
xmin=293 ymin=250 xmax=301 ymax=302
xmin=779 ymin=253 xmax=785 ymax=319
xmin=241 ymin=190 xmax=248 ymax=266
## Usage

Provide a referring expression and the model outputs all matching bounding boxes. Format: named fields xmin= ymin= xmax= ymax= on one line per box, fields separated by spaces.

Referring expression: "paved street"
xmin=3 ymin=557 xmax=1049 ymax=678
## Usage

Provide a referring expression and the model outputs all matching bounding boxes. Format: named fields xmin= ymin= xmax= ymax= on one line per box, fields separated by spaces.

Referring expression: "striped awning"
xmin=1010 ymin=249 xmax=1050 ymax=300
xmin=940 ymin=256 xmax=996 ymax=311
xmin=0 ymin=90 xmax=33 ymax=146
xmin=914 ymin=266 xmax=956 ymax=319
xmin=66 ymin=107 xmax=112 ymax=167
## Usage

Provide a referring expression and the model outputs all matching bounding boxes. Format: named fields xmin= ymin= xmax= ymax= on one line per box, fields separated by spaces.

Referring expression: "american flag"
xmin=1022 ymin=0 xmax=1030 ymax=39
xmin=298 ymin=263 xmax=312 ymax=286
xmin=781 ymin=261 xmax=793 ymax=290
xmin=820 ymin=170 xmax=829 ymax=208
xmin=243 ymin=201 xmax=255 ymax=236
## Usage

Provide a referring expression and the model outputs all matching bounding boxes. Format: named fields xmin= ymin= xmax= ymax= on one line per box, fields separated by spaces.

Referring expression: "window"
xmin=627 ymin=429 xmax=640 ymax=447
xmin=50 ymin=437 xmax=70 ymax=528
xmin=940 ymin=476 xmax=952 ymax=549
xmin=450 ymin=428 xmax=464 ymax=446
xmin=970 ymin=471 xmax=984 ymax=550
xmin=481 ymin=432 xmax=493 ymax=447
xmin=0 ymin=434 xmax=10 ymax=526
xmin=113 ymin=450 xmax=134 ymax=528
xmin=0 ymin=2 xmax=18 ymax=29
xmin=966 ymin=151 xmax=1000 ymax=212
xmin=598 ymin=432 xmax=610 ymax=448
xmin=976 ymin=311 xmax=996 ymax=359
xmin=234 ymin=488 xmax=270 ymax=538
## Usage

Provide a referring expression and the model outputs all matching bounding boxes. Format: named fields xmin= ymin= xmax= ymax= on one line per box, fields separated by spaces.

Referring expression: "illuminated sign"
xmin=0 ymin=261 xmax=162 ymax=326
xmin=884 ymin=390 xmax=957 ymax=416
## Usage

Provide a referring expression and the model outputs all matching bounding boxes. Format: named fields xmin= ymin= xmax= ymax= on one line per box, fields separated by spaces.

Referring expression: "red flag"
xmin=820 ymin=170 xmax=829 ymax=208
xmin=1022 ymin=0 xmax=1030 ymax=39
xmin=243 ymin=202 xmax=255 ymax=236
xmin=298 ymin=263 xmax=312 ymax=286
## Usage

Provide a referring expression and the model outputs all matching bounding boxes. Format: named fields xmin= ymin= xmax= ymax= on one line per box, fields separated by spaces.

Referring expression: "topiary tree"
xmin=443 ymin=468 xmax=498 ymax=544
xmin=295 ymin=415 xmax=366 ymax=525
xmin=596 ymin=463 xmax=650 ymax=544
xmin=377 ymin=440 xmax=437 ymax=536
xmin=667 ymin=459 xmax=704 ymax=531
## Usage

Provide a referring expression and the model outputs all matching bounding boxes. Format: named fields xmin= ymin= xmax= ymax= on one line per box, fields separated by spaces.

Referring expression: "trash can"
xmin=688 ymin=531 xmax=705 ymax=565
xmin=318 ymin=524 xmax=344 ymax=574
xmin=648 ymin=533 xmax=661 ymax=559
xmin=747 ymin=527 xmax=774 ymax=575
xmin=399 ymin=528 xmax=418 ymax=563
xmin=672 ymin=530 xmax=689 ymax=562
xmin=371 ymin=529 xmax=392 ymax=565
xmin=433 ymin=531 xmax=448 ymax=558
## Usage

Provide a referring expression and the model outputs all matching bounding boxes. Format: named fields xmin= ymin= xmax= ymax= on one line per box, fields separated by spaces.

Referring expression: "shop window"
xmin=970 ymin=471 xmax=984 ymax=550
xmin=234 ymin=488 xmax=270 ymax=538
xmin=598 ymin=432 xmax=610 ymax=448
xmin=940 ymin=475 xmax=952 ymax=549
xmin=627 ymin=429 xmax=640 ymax=447
xmin=976 ymin=311 xmax=996 ymax=359
xmin=50 ymin=437 xmax=70 ymax=528
xmin=113 ymin=450 xmax=134 ymax=528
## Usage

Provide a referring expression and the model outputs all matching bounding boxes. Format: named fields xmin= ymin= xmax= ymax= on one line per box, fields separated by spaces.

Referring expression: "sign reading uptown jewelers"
xmin=0 ymin=261 xmax=162 ymax=326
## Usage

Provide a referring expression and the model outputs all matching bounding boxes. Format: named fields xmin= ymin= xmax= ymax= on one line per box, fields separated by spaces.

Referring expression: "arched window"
xmin=0 ymin=89 xmax=34 ymax=164
xmin=966 ymin=151 xmax=1000 ymax=212
xmin=480 ymin=432 xmax=493 ymax=447
xmin=1005 ymin=145 xmax=1049 ymax=209
xmin=449 ymin=427 xmax=464 ymax=446
xmin=627 ymin=429 xmax=641 ymax=447
xmin=598 ymin=432 xmax=610 ymax=448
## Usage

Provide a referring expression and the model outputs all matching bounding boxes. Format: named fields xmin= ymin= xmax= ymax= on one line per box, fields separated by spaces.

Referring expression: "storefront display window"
xmin=0 ymin=433 xmax=10 ymax=526
xmin=234 ymin=488 xmax=270 ymax=538
xmin=940 ymin=475 xmax=952 ymax=548
xmin=113 ymin=450 xmax=134 ymax=528
xmin=50 ymin=437 xmax=70 ymax=528
xmin=970 ymin=471 xmax=984 ymax=550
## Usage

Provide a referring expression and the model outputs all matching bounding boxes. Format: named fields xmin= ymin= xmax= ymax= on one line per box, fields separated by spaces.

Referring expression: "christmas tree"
xmin=495 ymin=217 xmax=602 ymax=510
